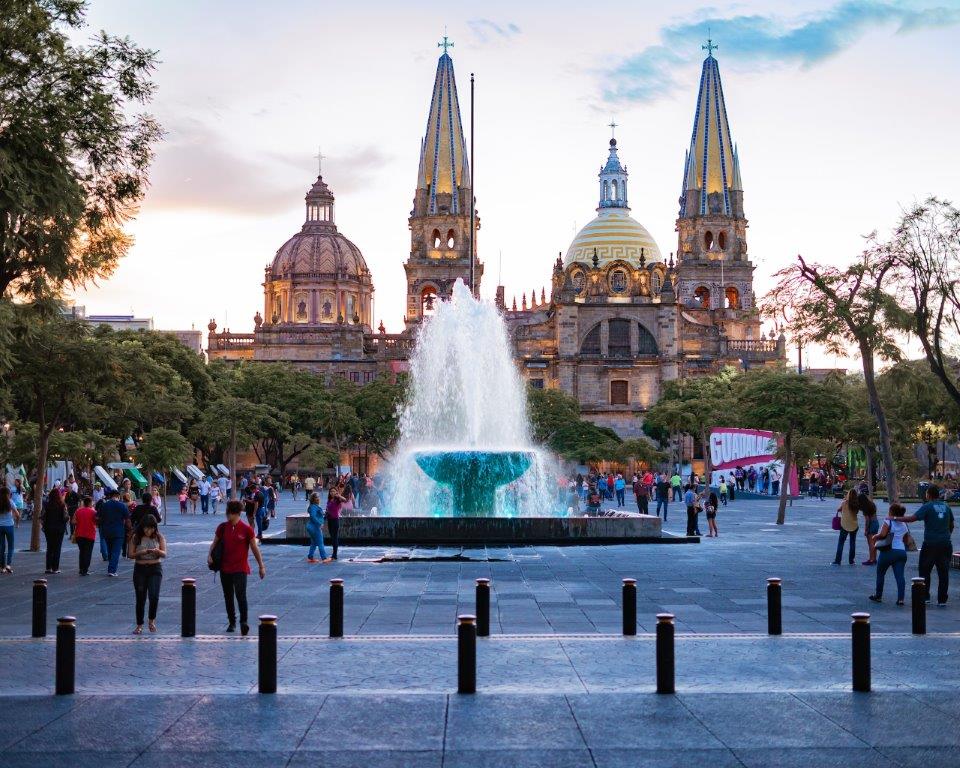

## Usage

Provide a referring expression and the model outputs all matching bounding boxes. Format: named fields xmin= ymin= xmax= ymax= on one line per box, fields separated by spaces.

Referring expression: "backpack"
xmin=209 ymin=524 xmax=224 ymax=572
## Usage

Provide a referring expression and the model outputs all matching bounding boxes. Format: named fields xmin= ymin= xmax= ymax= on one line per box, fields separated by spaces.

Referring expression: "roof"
xmin=564 ymin=209 xmax=663 ymax=268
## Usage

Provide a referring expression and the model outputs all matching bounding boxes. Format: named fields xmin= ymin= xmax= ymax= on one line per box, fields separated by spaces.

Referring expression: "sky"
xmin=70 ymin=0 xmax=960 ymax=368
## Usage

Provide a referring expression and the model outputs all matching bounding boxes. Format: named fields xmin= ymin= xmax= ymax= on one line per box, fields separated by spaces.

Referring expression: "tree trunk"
xmin=229 ymin=424 xmax=237 ymax=501
xmin=864 ymin=445 xmax=875 ymax=494
xmin=700 ymin=429 xmax=712 ymax=488
xmin=860 ymin=345 xmax=900 ymax=503
xmin=776 ymin=431 xmax=792 ymax=525
xmin=161 ymin=475 xmax=167 ymax=525
xmin=31 ymin=431 xmax=51 ymax=551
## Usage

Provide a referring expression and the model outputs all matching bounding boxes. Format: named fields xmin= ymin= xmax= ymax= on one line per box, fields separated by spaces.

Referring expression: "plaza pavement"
xmin=1 ymin=493 xmax=959 ymax=766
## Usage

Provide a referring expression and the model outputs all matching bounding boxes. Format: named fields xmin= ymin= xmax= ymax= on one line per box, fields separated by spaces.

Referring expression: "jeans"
xmin=106 ymin=535 xmax=125 ymax=574
xmin=43 ymin=528 xmax=65 ymax=571
xmin=133 ymin=563 xmax=162 ymax=625
xmin=918 ymin=542 xmax=952 ymax=604
xmin=77 ymin=537 xmax=94 ymax=574
xmin=771 ymin=480 xmax=780 ymax=496
xmin=306 ymin=524 xmax=328 ymax=560
xmin=719 ymin=492 xmax=727 ymax=506
xmin=656 ymin=498 xmax=668 ymax=520
xmin=672 ymin=486 xmax=682 ymax=501
xmin=0 ymin=525 xmax=13 ymax=567
xmin=200 ymin=494 xmax=209 ymax=513
xmin=615 ymin=489 xmax=625 ymax=507
xmin=875 ymin=549 xmax=907 ymax=601
xmin=327 ymin=518 xmax=340 ymax=559
xmin=834 ymin=528 xmax=857 ymax=564
xmin=255 ymin=510 xmax=265 ymax=538
xmin=686 ymin=506 xmax=698 ymax=536
xmin=99 ymin=530 xmax=109 ymax=560
xmin=220 ymin=572 xmax=248 ymax=626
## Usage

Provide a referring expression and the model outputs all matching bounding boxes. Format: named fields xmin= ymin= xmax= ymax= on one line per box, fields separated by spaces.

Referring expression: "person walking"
xmin=40 ymin=489 xmax=69 ymax=574
xmin=670 ymin=471 xmax=683 ymax=502
xmin=264 ymin=478 xmax=278 ymax=519
xmin=633 ymin=475 xmax=649 ymax=515
xmin=187 ymin=479 xmax=200 ymax=514
xmin=209 ymin=481 xmax=222 ymax=515
xmin=0 ymin=487 xmax=20 ymax=573
xmin=72 ymin=496 xmax=98 ymax=575
xmin=706 ymin=490 xmax=720 ymax=537
xmin=684 ymin=484 xmax=698 ymax=537
xmin=869 ymin=503 xmax=910 ymax=606
xmin=832 ymin=489 xmax=859 ymax=565
xmin=131 ymin=492 xmax=158 ymax=530
xmin=199 ymin=476 xmax=211 ymax=514
xmin=208 ymin=500 xmax=266 ymax=635
xmin=858 ymin=486 xmax=879 ymax=565
xmin=655 ymin=473 xmax=670 ymax=520
xmin=614 ymin=474 xmax=626 ymax=508
xmin=97 ymin=489 xmax=131 ymax=576
xmin=325 ymin=482 xmax=345 ymax=560
xmin=305 ymin=492 xmax=330 ymax=563
xmin=128 ymin=514 xmax=166 ymax=634
xmin=893 ymin=485 xmax=955 ymax=607
xmin=718 ymin=477 xmax=729 ymax=506
xmin=178 ymin=486 xmax=188 ymax=515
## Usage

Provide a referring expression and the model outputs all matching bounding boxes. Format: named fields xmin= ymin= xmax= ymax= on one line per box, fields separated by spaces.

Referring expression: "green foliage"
xmin=0 ymin=0 xmax=161 ymax=299
xmin=138 ymin=428 xmax=194 ymax=476
xmin=526 ymin=386 xmax=582 ymax=444
xmin=351 ymin=374 xmax=407 ymax=458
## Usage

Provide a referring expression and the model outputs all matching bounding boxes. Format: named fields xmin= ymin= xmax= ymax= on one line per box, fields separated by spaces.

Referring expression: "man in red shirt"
xmin=208 ymin=500 xmax=266 ymax=636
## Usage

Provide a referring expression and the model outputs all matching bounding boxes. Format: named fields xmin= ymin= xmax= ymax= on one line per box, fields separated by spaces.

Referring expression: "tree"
xmin=767 ymin=251 xmax=904 ymax=502
xmin=735 ymin=369 xmax=849 ymax=524
xmin=351 ymin=374 xmax=407 ymax=459
xmin=138 ymin=428 xmax=194 ymax=523
xmin=0 ymin=0 xmax=161 ymax=300
xmin=885 ymin=198 xmax=960 ymax=411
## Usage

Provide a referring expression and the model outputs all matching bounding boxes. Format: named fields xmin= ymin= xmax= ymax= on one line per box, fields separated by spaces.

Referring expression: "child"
xmin=178 ymin=488 xmax=188 ymax=515
xmin=718 ymin=477 xmax=728 ymax=506
xmin=209 ymin=482 xmax=222 ymax=515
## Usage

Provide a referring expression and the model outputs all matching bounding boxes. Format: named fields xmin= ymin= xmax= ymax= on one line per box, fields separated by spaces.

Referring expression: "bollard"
xmin=457 ymin=614 xmax=477 ymax=694
xmin=655 ymin=613 xmax=675 ymax=694
xmin=258 ymin=615 xmax=278 ymax=694
xmin=475 ymin=579 xmax=490 ymax=637
xmin=55 ymin=616 xmax=76 ymax=695
xmin=767 ymin=577 xmax=782 ymax=636
xmin=329 ymin=579 xmax=344 ymax=638
xmin=622 ymin=578 xmax=637 ymax=636
xmin=911 ymin=578 xmax=926 ymax=635
xmin=32 ymin=579 xmax=48 ymax=638
xmin=851 ymin=612 xmax=871 ymax=693
xmin=181 ymin=578 xmax=196 ymax=638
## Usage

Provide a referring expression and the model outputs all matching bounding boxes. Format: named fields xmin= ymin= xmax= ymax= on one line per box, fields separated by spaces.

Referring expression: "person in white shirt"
xmin=199 ymin=477 xmax=212 ymax=514
xmin=209 ymin=483 xmax=222 ymax=514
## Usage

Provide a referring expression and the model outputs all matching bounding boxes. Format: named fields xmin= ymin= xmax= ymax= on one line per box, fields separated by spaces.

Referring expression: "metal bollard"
xmin=475 ymin=579 xmax=490 ymax=637
xmin=181 ymin=578 xmax=196 ymax=638
xmin=851 ymin=612 xmax=871 ymax=693
xmin=622 ymin=578 xmax=637 ymax=636
xmin=55 ymin=616 xmax=76 ymax=695
xmin=32 ymin=579 xmax=48 ymax=638
xmin=911 ymin=577 xmax=926 ymax=635
xmin=329 ymin=579 xmax=344 ymax=638
xmin=655 ymin=613 xmax=675 ymax=694
xmin=457 ymin=614 xmax=477 ymax=694
xmin=767 ymin=577 xmax=782 ymax=636
xmin=258 ymin=615 xmax=278 ymax=694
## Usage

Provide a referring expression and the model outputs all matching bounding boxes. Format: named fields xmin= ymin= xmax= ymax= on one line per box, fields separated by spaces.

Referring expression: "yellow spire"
xmin=680 ymin=47 xmax=740 ymax=217
xmin=416 ymin=41 xmax=470 ymax=214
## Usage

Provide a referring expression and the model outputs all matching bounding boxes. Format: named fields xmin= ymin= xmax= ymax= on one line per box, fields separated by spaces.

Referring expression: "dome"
xmin=564 ymin=209 xmax=662 ymax=268
xmin=270 ymin=228 xmax=368 ymax=280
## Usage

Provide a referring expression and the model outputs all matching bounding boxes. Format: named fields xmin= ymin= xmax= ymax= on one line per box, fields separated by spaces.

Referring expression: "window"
xmin=651 ymin=271 xmax=662 ymax=295
xmin=608 ymin=319 xmax=630 ymax=358
xmin=603 ymin=181 xmax=609 ymax=201
xmin=694 ymin=286 xmax=710 ymax=308
xmin=581 ymin=324 xmax=601 ymax=355
xmin=704 ymin=231 xmax=713 ymax=250
xmin=610 ymin=269 xmax=627 ymax=293
xmin=718 ymin=231 xmax=726 ymax=250
xmin=446 ymin=229 xmax=456 ymax=249
xmin=421 ymin=286 xmax=438 ymax=317
xmin=611 ymin=179 xmax=618 ymax=201
xmin=349 ymin=371 xmax=360 ymax=383
xmin=725 ymin=286 xmax=740 ymax=310
xmin=637 ymin=323 xmax=659 ymax=355
xmin=529 ymin=378 xmax=544 ymax=389
xmin=432 ymin=229 xmax=441 ymax=249
xmin=363 ymin=371 xmax=375 ymax=383
xmin=610 ymin=380 xmax=629 ymax=405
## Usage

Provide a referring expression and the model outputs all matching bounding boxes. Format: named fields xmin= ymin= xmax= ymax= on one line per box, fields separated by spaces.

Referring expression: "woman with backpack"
xmin=869 ymin=502 xmax=911 ymax=605
xmin=305 ymin=492 xmax=330 ymax=563
xmin=832 ymin=489 xmax=860 ymax=565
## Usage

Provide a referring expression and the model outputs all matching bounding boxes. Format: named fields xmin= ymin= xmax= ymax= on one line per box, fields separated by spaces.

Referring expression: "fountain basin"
xmin=413 ymin=449 xmax=533 ymax=517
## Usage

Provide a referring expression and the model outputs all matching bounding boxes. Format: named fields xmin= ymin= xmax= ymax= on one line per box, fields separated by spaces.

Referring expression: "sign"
xmin=709 ymin=427 xmax=798 ymax=494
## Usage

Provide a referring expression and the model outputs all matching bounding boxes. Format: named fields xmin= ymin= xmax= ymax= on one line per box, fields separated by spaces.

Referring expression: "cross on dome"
xmin=702 ymin=32 xmax=718 ymax=57
xmin=314 ymin=147 xmax=326 ymax=175
xmin=438 ymin=34 xmax=453 ymax=54
xmin=608 ymin=119 xmax=617 ymax=139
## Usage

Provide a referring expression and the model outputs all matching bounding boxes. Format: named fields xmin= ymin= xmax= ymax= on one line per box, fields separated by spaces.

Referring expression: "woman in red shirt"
xmin=72 ymin=495 xmax=98 ymax=575
xmin=208 ymin=500 xmax=266 ymax=636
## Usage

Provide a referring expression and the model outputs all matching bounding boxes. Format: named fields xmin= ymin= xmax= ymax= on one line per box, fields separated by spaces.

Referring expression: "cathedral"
xmin=207 ymin=41 xmax=785 ymax=437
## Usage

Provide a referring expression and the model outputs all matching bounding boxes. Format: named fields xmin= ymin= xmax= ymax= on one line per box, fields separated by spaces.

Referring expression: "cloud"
xmin=604 ymin=0 xmax=960 ymax=104
xmin=145 ymin=120 xmax=389 ymax=214
xmin=467 ymin=18 xmax=522 ymax=45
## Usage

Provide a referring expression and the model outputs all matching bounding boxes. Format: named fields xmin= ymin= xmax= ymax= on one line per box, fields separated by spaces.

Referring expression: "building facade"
xmin=208 ymin=44 xmax=784 ymax=435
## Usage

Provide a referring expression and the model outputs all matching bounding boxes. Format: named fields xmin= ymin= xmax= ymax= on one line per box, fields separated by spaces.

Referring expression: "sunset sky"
xmin=71 ymin=0 xmax=960 ymax=368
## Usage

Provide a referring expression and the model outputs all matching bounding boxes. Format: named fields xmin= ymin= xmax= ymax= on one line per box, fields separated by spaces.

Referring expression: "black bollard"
xmin=655 ymin=613 xmax=675 ymax=694
xmin=622 ymin=578 xmax=637 ymax=636
xmin=851 ymin=612 xmax=871 ymax=693
xmin=181 ymin=578 xmax=196 ymax=638
xmin=32 ymin=578 xmax=47 ymax=638
xmin=458 ymin=615 xmax=477 ymax=694
xmin=329 ymin=578 xmax=344 ymax=638
xmin=55 ymin=616 xmax=76 ymax=695
xmin=475 ymin=579 xmax=490 ymax=637
xmin=258 ymin=615 xmax=278 ymax=694
xmin=911 ymin=577 xmax=926 ymax=635
xmin=767 ymin=577 xmax=782 ymax=636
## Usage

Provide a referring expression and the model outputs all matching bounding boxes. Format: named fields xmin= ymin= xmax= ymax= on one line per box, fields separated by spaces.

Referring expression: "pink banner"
xmin=709 ymin=427 xmax=799 ymax=495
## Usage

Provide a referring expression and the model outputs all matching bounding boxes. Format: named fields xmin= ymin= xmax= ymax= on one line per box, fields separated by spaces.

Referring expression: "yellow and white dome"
xmin=565 ymin=209 xmax=662 ymax=268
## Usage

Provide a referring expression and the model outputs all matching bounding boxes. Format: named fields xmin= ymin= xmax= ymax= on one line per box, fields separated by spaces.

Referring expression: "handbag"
xmin=831 ymin=513 xmax=841 ymax=531
xmin=903 ymin=525 xmax=918 ymax=552
xmin=209 ymin=526 xmax=224 ymax=572
xmin=875 ymin=521 xmax=893 ymax=551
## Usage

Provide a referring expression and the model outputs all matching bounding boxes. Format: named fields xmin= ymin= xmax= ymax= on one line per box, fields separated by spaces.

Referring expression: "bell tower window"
xmin=725 ymin=286 xmax=740 ymax=310
xmin=694 ymin=286 xmax=710 ymax=308
xmin=421 ymin=286 xmax=438 ymax=317
xmin=446 ymin=229 xmax=456 ymax=249
xmin=704 ymin=231 xmax=713 ymax=250
xmin=718 ymin=231 xmax=726 ymax=250
xmin=432 ymin=229 xmax=441 ymax=249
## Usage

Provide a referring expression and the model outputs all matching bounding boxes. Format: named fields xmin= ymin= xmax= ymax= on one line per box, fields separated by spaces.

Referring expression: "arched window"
xmin=608 ymin=319 xmax=630 ymax=358
xmin=602 ymin=181 xmax=609 ymax=201
xmin=637 ymin=323 xmax=659 ymax=355
xmin=725 ymin=286 xmax=740 ymax=310
xmin=718 ymin=231 xmax=726 ymax=250
xmin=581 ymin=323 xmax=601 ymax=355
xmin=446 ymin=229 xmax=456 ymax=249
xmin=704 ymin=231 xmax=713 ymax=250
xmin=694 ymin=286 xmax=710 ymax=308
xmin=421 ymin=286 xmax=438 ymax=317
xmin=651 ymin=271 xmax=662 ymax=295
xmin=431 ymin=229 xmax=441 ymax=249
xmin=611 ymin=179 xmax=618 ymax=201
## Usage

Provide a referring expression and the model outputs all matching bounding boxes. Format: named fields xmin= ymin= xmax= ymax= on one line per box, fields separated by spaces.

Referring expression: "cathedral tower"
xmin=675 ymin=41 xmax=754 ymax=314
xmin=404 ymin=40 xmax=481 ymax=326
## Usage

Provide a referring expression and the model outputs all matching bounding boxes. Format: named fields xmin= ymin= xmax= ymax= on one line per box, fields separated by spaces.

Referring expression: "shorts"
xmin=706 ymin=511 xmax=716 ymax=520
xmin=867 ymin=517 xmax=880 ymax=535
